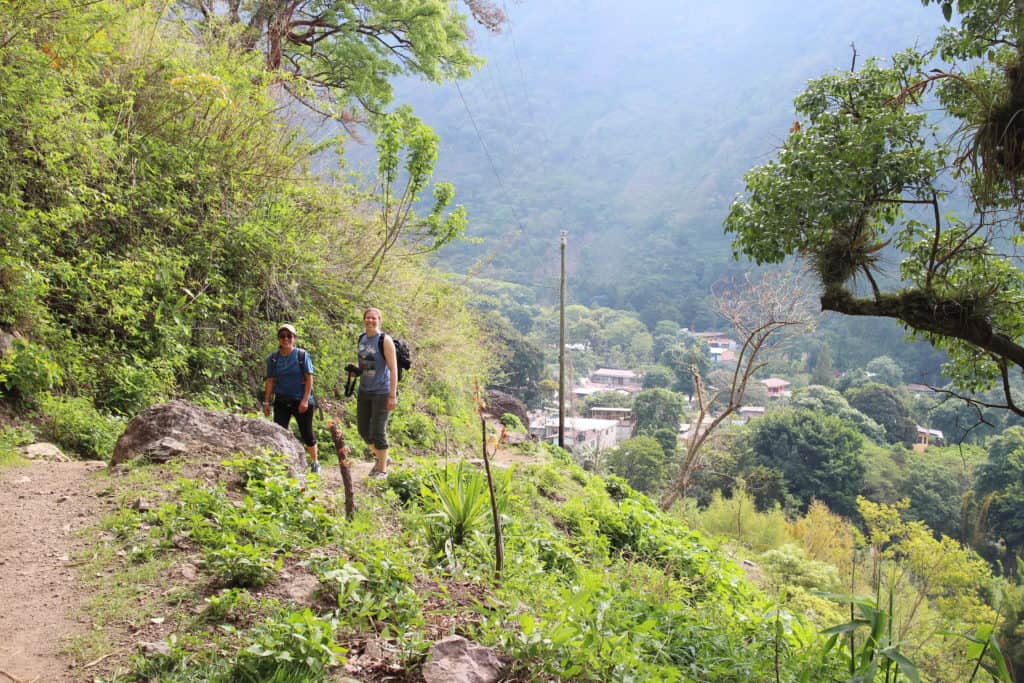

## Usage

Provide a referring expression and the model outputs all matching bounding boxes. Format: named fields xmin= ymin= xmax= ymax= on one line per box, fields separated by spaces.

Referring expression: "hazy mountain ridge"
xmin=379 ymin=0 xmax=948 ymax=324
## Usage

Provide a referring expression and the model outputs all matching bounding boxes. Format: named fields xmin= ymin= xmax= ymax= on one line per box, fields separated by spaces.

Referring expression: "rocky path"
xmin=0 ymin=459 xmax=107 ymax=682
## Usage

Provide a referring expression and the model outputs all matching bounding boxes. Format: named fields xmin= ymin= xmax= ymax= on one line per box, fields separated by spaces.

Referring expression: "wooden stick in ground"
xmin=328 ymin=421 xmax=355 ymax=520
xmin=481 ymin=415 xmax=505 ymax=577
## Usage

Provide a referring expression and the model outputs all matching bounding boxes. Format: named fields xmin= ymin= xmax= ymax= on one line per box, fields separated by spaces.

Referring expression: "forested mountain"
xmin=5 ymin=2 xmax=1024 ymax=680
xmin=369 ymin=0 xmax=948 ymax=326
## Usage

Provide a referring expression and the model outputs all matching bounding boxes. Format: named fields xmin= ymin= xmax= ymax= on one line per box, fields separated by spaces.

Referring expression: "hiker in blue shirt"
xmin=356 ymin=308 xmax=397 ymax=477
xmin=263 ymin=323 xmax=321 ymax=474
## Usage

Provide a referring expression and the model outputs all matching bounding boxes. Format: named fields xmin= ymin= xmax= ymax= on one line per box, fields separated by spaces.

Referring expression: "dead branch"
xmin=328 ymin=421 xmax=355 ymax=519
xmin=660 ymin=270 xmax=816 ymax=510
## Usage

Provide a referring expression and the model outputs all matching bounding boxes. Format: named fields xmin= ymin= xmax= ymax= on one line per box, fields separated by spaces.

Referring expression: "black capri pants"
xmin=273 ymin=396 xmax=317 ymax=447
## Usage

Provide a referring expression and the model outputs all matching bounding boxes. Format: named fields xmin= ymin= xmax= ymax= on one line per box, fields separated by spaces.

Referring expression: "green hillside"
xmin=2 ymin=1 xmax=1023 ymax=681
xmin=378 ymin=0 xmax=949 ymax=324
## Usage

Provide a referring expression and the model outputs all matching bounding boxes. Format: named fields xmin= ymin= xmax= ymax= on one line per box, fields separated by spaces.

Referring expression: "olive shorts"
xmin=357 ymin=393 xmax=391 ymax=449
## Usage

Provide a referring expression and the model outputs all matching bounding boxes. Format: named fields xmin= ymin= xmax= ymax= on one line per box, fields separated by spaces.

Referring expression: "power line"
xmin=454 ymin=80 xmax=506 ymax=199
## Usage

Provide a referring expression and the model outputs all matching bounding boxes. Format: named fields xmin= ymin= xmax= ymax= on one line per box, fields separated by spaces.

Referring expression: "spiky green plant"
xmin=421 ymin=461 xmax=493 ymax=553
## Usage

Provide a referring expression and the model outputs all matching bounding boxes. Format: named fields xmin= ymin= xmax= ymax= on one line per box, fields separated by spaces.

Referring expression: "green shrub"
xmin=392 ymin=410 xmax=439 ymax=449
xmin=604 ymin=475 xmax=633 ymax=501
xmin=225 ymin=453 xmax=341 ymax=545
xmin=38 ymin=394 xmax=126 ymax=460
xmin=697 ymin=488 xmax=791 ymax=552
xmin=232 ymin=608 xmax=343 ymax=681
xmin=384 ymin=466 xmax=427 ymax=505
xmin=0 ymin=252 xmax=47 ymax=330
xmin=758 ymin=544 xmax=840 ymax=592
xmin=0 ymin=424 xmax=34 ymax=466
xmin=102 ymin=355 xmax=177 ymax=415
xmin=420 ymin=461 xmax=503 ymax=555
xmin=0 ymin=339 xmax=63 ymax=403
xmin=200 ymin=588 xmax=257 ymax=624
xmin=500 ymin=412 xmax=525 ymax=431
xmin=204 ymin=541 xmax=282 ymax=588
xmin=313 ymin=540 xmax=421 ymax=630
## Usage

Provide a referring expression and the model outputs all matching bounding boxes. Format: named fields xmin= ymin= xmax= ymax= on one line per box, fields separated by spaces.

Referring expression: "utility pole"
xmin=558 ymin=230 xmax=567 ymax=449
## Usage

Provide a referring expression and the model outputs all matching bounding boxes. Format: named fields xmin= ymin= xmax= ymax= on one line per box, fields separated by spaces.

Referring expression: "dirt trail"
xmin=0 ymin=459 xmax=107 ymax=683
xmin=0 ymin=423 xmax=537 ymax=681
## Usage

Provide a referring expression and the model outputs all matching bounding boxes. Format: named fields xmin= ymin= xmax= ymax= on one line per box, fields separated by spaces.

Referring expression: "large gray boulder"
xmin=422 ymin=635 xmax=507 ymax=683
xmin=111 ymin=400 xmax=306 ymax=476
xmin=485 ymin=389 xmax=529 ymax=429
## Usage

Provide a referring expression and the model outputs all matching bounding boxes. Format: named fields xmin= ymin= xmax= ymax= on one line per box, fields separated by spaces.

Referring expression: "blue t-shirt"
xmin=358 ymin=333 xmax=392 ymax=395
xmin=265 ymin=348 xmax=314 ymax=402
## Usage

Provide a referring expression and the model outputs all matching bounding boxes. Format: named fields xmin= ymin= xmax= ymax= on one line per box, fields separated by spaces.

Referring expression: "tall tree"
xmin=845 ymin=382 xmax=917 ymax=446
xmin=632 ymin=388 xmax=686 ymax=437
xmin=660 ymin=270 xmax=816 ymax=510
xmin=179 ymin=0 xmax=502 ymax=121
xmin=748 ymin=409 xmax=866 ymax=517
xmin=810 ymin=344 xmax=836 ymax=387
xmin=865 ymin=355 xmax=904 ymax=387
xmin=790 ymin=385 xmax=885 ymax=442
xmin=606 ymin=436 xmax=666 ymax=494
xmin=725 ymin=4 xmax=1024 ymax=415
xmin=976 ymin=426 xmax=1024 ymax=576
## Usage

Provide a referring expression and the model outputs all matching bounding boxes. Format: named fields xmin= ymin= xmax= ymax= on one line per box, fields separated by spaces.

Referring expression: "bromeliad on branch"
xmin=725 ymin=35 xmax=1024 ymax=415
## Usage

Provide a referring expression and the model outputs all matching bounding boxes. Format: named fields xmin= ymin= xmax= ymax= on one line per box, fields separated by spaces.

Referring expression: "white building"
xmin=543 ymin=416 xmax=620 ymax=452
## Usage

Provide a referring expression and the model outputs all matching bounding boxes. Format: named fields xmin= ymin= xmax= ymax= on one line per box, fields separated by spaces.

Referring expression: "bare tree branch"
xmin=660 ymin=270 xmax=817 ymax=510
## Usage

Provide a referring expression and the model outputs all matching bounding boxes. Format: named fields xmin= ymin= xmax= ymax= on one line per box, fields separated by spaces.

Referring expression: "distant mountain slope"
xmin=374 ymin=0 xmax=946 ymax=325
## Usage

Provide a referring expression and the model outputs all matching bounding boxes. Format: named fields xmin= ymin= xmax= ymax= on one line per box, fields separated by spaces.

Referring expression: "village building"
xmin=709 ymin=347 xmax=737 ymax=364
xmin=693 ymin=331 xmax=738 ymax=351
xmin=913 ymin=425 xmax=945 ymax=452
xmin=541 ymin=416 xmax=620 ymax=453
xmin=760 ymin=377 xmax=791 ymax=399
xmin=737 ymin=405 xmax=766 ymax=421
xmin=574 ymin=368 xmax=644 ymax=398
xmin=588 ymin=406 xmax=635 ymax=441
xmin=590 ymin=368 xmax=643 ymax=390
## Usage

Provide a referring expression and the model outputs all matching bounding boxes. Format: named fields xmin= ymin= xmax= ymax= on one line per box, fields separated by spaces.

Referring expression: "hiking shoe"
xmin=310 ymin=461 xmax=321 ymax=474
xmin=370 ymin=470 xmax=388 ymax=480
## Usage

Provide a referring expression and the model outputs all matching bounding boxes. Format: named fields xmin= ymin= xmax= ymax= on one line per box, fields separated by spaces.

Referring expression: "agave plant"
xmin=421 ymin=461 xmax=504 ymax=555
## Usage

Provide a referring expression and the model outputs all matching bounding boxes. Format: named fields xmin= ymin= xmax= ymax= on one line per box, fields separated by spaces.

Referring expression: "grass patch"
xmin=0 ymin=424 xmax=33 ymax=467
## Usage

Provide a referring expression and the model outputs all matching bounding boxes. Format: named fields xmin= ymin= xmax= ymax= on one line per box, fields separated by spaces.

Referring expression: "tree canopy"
xmin=845 ymin=382 xmax=918 ymax=446
xmin=746 ymin=408 xmax=866 ymax=517
xmin=632 ymin=388 xmax=686 ymax=437
xmin=179 ymin=0 xmax=502 ymax=121
xmin=725 ymin=3 xmax=1024 ymax=415
xmin=976 ymin=426 xmax=1024 ymax=575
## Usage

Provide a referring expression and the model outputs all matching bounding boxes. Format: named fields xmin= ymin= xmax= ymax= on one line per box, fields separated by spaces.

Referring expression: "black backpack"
xmin=360 ymin=333 xmax=411 ymax=381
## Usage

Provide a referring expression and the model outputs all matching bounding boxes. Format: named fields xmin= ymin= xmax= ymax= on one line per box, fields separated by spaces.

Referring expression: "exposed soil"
xmin=0 ymin=419 xmax=538 ymax=681
xmin=0 ymin=458 xmax=109 ymax=682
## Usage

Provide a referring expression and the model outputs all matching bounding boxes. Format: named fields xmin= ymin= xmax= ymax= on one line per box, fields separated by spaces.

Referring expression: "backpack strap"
xmin=359 ymin=332 xmax=389 ymax=357
xmin=270 ymin=349 xmax=308 ymax=377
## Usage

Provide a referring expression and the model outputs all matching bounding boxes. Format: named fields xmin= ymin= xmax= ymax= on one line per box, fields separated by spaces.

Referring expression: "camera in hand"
xmin=343 ymin=364 xmax=361 ymax=397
